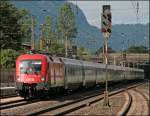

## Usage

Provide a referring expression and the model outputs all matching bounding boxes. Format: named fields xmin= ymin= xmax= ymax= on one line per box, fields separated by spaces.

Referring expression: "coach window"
xmin=20 ymin=60 xmax=41 ymax=74
xmin=72 ymin=65 xmax=75 ymax=76
xmin=69 ymin=65 xmax=72 ymax=76
xmin=68 ymin=65 xmax=72 ymax=77
xmin=76 ymin=66 xmax=79 ymax=80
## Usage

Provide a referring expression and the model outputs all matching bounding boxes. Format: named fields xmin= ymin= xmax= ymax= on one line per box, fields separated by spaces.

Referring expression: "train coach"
xmin=15 ymin=54 xmax=144 ymax=99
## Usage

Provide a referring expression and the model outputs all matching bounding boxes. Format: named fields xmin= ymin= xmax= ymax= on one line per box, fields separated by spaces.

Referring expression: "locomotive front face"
xmin=16 ymin=54 xmax=47 ymax=84
xmin=16 ymin=54 xmax=49 ymax=99
xmin=17 ymin=60 xmax=43 ymax=83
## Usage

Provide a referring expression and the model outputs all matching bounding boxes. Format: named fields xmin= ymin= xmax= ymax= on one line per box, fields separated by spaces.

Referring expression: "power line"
xmin=131 ymin=0 xmax=141 ymax=24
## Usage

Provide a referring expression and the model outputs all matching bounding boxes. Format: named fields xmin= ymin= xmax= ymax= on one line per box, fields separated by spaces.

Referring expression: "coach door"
xmin=50 ymin=63 xmax=56 ymax=87
xmin=50 ymin=58 xmax=64 ymax=87
xmin=54 ymin=63 xmax=64 ymax=87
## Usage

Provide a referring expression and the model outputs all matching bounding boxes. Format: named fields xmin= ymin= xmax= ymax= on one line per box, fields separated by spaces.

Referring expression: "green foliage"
xmin=58 ymin=4 xmax=77 ymax=42
xmin=19 ymin=10 xmax=32 ymax=44
xmin=0 ymin=1 xmax=30 ymax=50
xmin=50 ymin=42 xmax=65 ymax=55
xmin=39 ymin=16 xmax=65 ymax=54
xmin=0 ymin=49 xmax=19 ymax=68
xmin=77 ymin=47 xmax=92 ymax=61
xmin=95 ymin=46 xmax=116 ymax=54
xmin=41 ymin=16 xmax=55 ymax=50
xmin=40 ymin=5 xmax=77 ymax=56
xmin=43 ymin=16 xmax=54 ymax=41
xmin=126 ymin=46 xmax=148 ymax=53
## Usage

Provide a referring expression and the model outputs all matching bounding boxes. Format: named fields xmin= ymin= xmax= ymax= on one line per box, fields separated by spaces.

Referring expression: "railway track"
xmin=0 ymin=81 xmax=145 ymax=115
xmin=26 ymin=82 xmax=144 ymax=115
xmin=0 ymin=94 xmax=18 ymax=99
xmin=0 ymin=98 xmax=24 ymax=106
xmin=121 ymin=88 xmax=149 ymax=116
xmin=0 ymin=98 xmax=44 ymax=110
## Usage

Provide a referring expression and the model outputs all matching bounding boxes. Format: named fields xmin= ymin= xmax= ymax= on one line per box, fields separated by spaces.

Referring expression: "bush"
xmin=0 ymin=49 xmax=19 ymax=68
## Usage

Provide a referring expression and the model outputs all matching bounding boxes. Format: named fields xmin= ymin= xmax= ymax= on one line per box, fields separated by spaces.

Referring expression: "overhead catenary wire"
xmin=130 ymin=0 xmax=141 ymax=24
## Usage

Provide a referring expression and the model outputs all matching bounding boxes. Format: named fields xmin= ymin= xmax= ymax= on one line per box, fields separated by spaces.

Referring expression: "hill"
xmin=12 ymin=1 xmax=149 ymax=52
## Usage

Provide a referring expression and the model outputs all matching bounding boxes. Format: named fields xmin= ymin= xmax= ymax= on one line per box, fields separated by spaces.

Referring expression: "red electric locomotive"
xmin=16 ymin=54 xmax=46 ymax=99
xmin=16 ymin=54 xmax=64 ymax=99
xmin=16 ymin=53 xmax=144 ymax=99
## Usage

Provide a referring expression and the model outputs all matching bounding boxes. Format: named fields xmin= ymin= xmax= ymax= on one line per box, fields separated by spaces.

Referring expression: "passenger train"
xmin=15 ymin=54 xmax=144 ymax=99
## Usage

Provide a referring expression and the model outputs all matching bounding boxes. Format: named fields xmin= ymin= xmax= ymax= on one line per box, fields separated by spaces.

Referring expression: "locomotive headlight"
xmin=16 ymin=76 xmax=21 ymax=81
xmin=41 ymin=77 xmax=45 ymax=81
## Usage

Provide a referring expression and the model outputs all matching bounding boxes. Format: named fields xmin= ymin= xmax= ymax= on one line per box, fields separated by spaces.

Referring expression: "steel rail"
xmin=27 ymin=82 xmax=144 ymax=116
xmin=121 ymin=87 xmax=149 ymax=116
xmin=119 ymin=91 xmax=132 ymax=116
xmin=0 ymin=99 xmax=42 ymax=110
xmin=0 ymin=94 xmax=18 ymax=99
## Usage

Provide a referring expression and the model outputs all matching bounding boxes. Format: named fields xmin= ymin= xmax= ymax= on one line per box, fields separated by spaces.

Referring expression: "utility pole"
xmin=121 ymin=33 xmax=126 ymax=67
xmin=149 ymin=33 xmax=150 ymax=64
xmin=136 ymin=0 xmax=140 ymax=24
xmin=31 ymin=15 xmax=35 ymax=50
xmin=40 ymin=24 xmax=44 ymax=51
xmin=65 ymin=36 xmax=68 ymax=57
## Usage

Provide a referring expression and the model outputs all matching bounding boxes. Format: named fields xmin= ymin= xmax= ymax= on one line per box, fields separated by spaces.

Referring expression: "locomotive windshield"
xmin=20 ymin=60 xmax=42 ymax=74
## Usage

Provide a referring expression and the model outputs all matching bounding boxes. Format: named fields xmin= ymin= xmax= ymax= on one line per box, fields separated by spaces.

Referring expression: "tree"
xmin=42 ymin=16 xmax=55 ymax=51
xmin=51 ymin=42 xmax=65 ymax=55
xmin=19 ymin=10 xmax=32 ymax=44
xmin=95 ymin=46 xmax=115 ymax=54
xmin=0 ymin=1 xmax=30 ymax=50
xmin=77 ymin=47 xmax=92 ymax=61
xmin=0 ymin=49 xmax=19 ymax=68
xmin=58 ymin=4 xmax=77 ymax=57
xmin=126 ymin=45 xmax=148 ymax=53
xmin=39 ymin=16 xmax=65 ymax=54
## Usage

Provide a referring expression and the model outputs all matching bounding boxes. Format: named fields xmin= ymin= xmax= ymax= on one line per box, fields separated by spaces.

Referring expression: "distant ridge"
xmin=12 ymin=1 xmax=149 ymax=52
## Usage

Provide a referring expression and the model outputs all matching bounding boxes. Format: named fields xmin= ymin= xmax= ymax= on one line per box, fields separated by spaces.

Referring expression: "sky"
xmin=69 ymin=1 xmax=149 ymax=28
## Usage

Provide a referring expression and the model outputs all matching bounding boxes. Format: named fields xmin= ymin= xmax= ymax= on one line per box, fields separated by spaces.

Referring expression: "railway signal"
xmin=101 ymin=13 xmax=108 ymax=33
xmin=101 ymin=5 xmax=112 ymax=38
xmin=101 ymin=5 xmax=112 ymax=106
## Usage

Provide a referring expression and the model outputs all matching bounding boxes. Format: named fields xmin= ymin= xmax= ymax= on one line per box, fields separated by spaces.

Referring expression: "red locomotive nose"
xmin=16 ymin=54 xmax=47 ymax=84
xmin=19 ymin=74 xmax=42 ymax=83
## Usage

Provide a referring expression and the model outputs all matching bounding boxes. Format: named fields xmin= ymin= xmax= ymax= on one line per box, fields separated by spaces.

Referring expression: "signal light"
xmin=101 ymin=28 xmax=107 ymax=32
xmin=103 ymin=21 xmax=107 ymax=26
xmin=103 ymin=14 xmax=106 ymax=19
xmin=41 ymin=77 xmax=45 ymax=81
xmin=107 ymin=29 xmax=111 ymax=33
xmin=107 ymin=14 xmax=111 ymax=22
xmin=101 ymin=5 xmax=112 ymax=36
